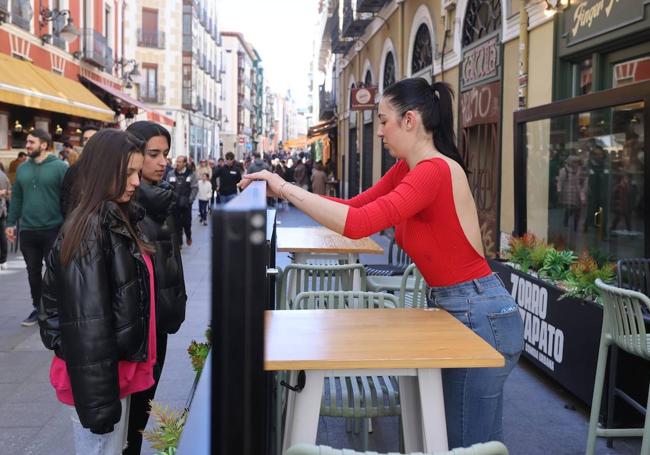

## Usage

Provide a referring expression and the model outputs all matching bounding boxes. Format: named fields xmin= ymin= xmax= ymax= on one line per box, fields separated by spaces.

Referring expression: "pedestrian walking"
xmin=241 ymin=77 xmax=524 ymax=450
xmin=293 ymin=159 xmax=309 ymax=190
xmin=5 ymin=129 xmax=68 ymax=327
xmin=7 ymin=151 xmax=27 ymax=184
xmin=165 ymin=155 xmax=198 ymax=246
xmin=196 ymin=159 xmax=212 ymax=181
xmin=197 ymin=173 xmax=212 ymax=225
xmin=0 ymin=167 xmax=10 ymax=270
xmin=39 ymin=129 xmax=154 ymax=455
xmin=211 ymin=157 xmax=225 ymax=205
xmin=124 ymin=121 xmax=187 ymax=455
xmin=60 ymin=126 xmax=98 ymax=217
xmin=311 ymin=161 xmax=327 ymax=195
xmin=214 ymin=152 xmax=241 ymax=205
xmin=247 ymin=151 xmax=270 ymax=174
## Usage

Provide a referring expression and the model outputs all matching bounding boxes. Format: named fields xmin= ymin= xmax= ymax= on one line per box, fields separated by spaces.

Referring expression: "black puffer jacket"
xmin=39 ymin=202 xmax=151 ymax=433
xmin=135 ymin=181 xmax=187 ymax=334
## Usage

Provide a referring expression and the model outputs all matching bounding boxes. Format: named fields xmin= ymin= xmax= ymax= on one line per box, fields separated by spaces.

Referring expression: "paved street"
xmin=0 ymin=205 xmax=643 ymax=454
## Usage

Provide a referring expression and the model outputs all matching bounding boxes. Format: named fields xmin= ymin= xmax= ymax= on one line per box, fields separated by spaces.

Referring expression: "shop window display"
xmin=524 ymin=103 xmax=644 ymax=261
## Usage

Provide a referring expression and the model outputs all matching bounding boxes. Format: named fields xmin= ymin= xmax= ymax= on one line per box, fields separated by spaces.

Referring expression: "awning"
xmin=82 ymin=76 xmax=175 ymax=127
xmin=0 ymin=53 xmax=115 ymax=122
xmin=308 ymin=117 xmax=337 ymax=137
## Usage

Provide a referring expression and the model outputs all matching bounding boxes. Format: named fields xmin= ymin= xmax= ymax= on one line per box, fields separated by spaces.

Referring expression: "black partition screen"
xmin=211 ymin=181 xmax=274 ymax=454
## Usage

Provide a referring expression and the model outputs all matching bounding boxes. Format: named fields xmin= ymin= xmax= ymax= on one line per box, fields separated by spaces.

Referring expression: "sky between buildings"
xmin=216 ymin=0 xmax=320 ymax=109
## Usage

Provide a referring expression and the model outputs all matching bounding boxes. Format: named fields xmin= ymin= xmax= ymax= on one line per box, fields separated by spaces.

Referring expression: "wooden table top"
xmin=276 ymin=226 xmax=384 ymax=255
xmin=264 ymin=308 xmax=504 ymax=371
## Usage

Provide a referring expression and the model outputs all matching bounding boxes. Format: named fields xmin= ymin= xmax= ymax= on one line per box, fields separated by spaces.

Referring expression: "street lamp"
xmin=39 ymin=8 xmax=80 ymax=43
xmin=114 ymin=58 xmax=141 ymax=89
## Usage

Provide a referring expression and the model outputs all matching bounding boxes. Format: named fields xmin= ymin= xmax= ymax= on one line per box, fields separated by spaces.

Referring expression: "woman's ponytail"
xmin=431 ymin=82 xmax=468 ymax=175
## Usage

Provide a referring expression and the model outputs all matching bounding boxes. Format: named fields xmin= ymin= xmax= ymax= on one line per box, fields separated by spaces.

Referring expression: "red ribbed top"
xmin=330 ymin=157 xmax=491 ymax=287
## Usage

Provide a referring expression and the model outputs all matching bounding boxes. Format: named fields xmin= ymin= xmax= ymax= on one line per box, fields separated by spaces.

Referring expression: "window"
xmin=0 ymin=113 xmax=8 ymax=149
xmin=411 ymin=24 xmax=433 ymax=75
xmin=613 ymin=55 xmax=650 ymax=88
xmin=141 ymin=8 xmax=160 ymax=48
xmin=462 ymin=0 xmax=502 ymax=46
xmin=140 ymin=65 xmax=158 ymax=102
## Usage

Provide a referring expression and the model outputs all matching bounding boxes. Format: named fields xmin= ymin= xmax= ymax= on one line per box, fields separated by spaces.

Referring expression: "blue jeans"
xmin=427 ymin=274 xmax=524 ymax=449
xmin=220 ymin=193 xmax=238 ymax=205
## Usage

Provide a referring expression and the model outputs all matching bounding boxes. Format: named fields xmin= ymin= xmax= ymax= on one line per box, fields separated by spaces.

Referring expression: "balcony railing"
xmin=341 ymin=0 xmax=372 ymax=38
xmin=83 ymin=29 xmax=114 ymax=72
xmin=330 ymin=10 xmax=353 ymax=54
xmin=356 ymin=0 xmax=388 ymax=12
xmin=319 ymin=84 xmax=336 ymax=119
xmin=141 ymin=86 xmax=166 ymax=104
xmin=138 ymin=29 xmax=165 ymax=49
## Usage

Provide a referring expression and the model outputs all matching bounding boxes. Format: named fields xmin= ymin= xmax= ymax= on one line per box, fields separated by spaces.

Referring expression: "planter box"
xmin=491 ymin=260 xmax=649 ymax=424
xmin=490 ymin=260 xmax=603 ymax=405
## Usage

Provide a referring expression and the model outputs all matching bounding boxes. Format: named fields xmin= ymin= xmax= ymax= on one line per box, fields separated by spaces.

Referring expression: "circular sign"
xmin=355 ymin=88 xmax=372 ymax=105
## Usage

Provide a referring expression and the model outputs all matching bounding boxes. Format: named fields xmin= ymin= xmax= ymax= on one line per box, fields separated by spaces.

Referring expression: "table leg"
xmin=418 ymin=368 xmax=448 ymax=452
xmin=282 ymin=370 xmax=325 ymax=454
xmin=399 ymin=375 xmax=424 ymax=451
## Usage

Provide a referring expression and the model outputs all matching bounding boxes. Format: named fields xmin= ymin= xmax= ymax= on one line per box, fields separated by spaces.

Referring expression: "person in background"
xmin=60 ymin=127 xmax=98 ymax=217
xmin=211 ymin=157 xmax=225 ymax=205
xmin=39 ymin=129 xmax=154 ymax=455
xmin=5 ymin=129 xmax=68 ymax=327
xmin=7 ymin=151 xmax=27 ymax=184
xmin=165 ymin=155 xmax=198 ymax=246
xmin=214 ymin=152 xmax=241 ymax=205
xmin=0 ymin=167 xmax=10 ymax=270
xmin=124 ymin=121 xmax=187 ymax=455
xmin=197 ymin=173 xmax=212 ymax=225
xmin=247 ymin=151 xmax=270 ymax=174
xmin=186 ymin=156 xmax=197 ymax=173
xmin=311 ymin=161 xmax=327 ymax=196
xmin=293 ymin=158 xmax=309 ymax=190
xmin=196 ymin=159 xmax=212 ymax=182
xmin=240 ymin=77 xmax=523 ymax=449
xmin=63 ymin=142 xmax=79 ymax=167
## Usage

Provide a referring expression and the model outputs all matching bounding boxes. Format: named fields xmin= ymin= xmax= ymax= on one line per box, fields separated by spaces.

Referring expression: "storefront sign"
xmin=564 ymin=0 xmax=645 ymax=46
xmin=350 ymin=86 xmax=377 ymax=111
xmin=461 ymin=33 xmax=500 ymax=91
xmin=459 ymin=81 xmax=500 ymax=128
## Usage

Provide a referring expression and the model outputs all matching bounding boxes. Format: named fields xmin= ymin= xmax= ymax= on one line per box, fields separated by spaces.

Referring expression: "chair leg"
xmin=361 ymin=417 xmax=369 ymax=451
xmin=586 ymin=333 xmax=610 ymax=455
xmin=641 ymin=381 xmax=650 ymax=455
xmin=606 ymin=346 xmax=619 ymax=449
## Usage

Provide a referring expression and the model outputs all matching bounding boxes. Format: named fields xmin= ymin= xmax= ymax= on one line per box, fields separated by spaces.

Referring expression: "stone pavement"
xmin=0 ymin=204 xmax=643 ymax=454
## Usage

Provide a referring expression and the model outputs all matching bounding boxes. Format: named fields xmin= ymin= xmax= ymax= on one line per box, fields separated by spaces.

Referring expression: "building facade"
xmin=0 ymin=0 xmax=128 ymax=166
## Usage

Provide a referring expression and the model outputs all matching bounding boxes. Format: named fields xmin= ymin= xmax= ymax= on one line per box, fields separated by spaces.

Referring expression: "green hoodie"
xmin=6 ymin=154 xmax=68 ymax=231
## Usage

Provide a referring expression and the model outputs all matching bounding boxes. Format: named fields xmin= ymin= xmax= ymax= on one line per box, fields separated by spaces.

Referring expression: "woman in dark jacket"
xmin=39 ymin=129 xmax=156 ymax=454
xmin=124 ymin=121 xmax=187 ymax=454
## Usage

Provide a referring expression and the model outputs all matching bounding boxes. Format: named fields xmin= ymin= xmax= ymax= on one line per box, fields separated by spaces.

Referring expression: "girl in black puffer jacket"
xmin=39 ymin=129 xmax=156 ymax=455
xmin=123 ymin=120 xmax=188 ymax=454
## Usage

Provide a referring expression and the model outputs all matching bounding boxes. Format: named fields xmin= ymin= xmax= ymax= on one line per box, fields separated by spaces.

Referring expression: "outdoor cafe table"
xmin=276 ymin=226 xmax=384 ymax=264
xmin=264 ymin=308 xmax=505 ymax=453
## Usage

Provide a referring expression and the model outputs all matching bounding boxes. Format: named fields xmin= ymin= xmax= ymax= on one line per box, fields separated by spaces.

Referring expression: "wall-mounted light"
xmin=544 ymin=0 xmax=569 ymax=16
xmin=13 ymin=120 xmax=23 ymax=133
xmin=41 ymin=33 xmax=53 ymax=46
xmin=74 ymin=128 xmax=82 ymax=134
xmin=55 ymin=124 xmax=63 ymax=135
xmin=72 ymin=51 xmax=82 ymax=59
xmin=39 ymin=8 xmax=80 ymax=44
xmin=114 ymin=58 xmax=141 ymax=89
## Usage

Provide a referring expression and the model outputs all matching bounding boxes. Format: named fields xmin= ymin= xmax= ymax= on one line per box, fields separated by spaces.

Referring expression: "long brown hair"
xmin=60 ymin=129 xmax=151 ymax=266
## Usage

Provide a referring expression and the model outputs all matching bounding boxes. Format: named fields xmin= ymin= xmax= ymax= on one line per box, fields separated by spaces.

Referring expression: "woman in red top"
xmin=242 ymin=77 xmax=524 ymax=449
xmin=39 ymin=130 xmax=157 ymax=455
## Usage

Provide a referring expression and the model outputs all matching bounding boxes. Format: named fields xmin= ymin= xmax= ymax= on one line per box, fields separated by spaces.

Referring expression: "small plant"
xmin=561 ymin=252 xmax=616 ymax=303
xmin=187 ymin=326 xmax=212 ymax=375
xmin=507 ymin=233 xmax=548 ymax=272
xmin=143 ymin=401 xmax=187 ymax=455
xmin=538 ymin=248 xmax=577 ymax=281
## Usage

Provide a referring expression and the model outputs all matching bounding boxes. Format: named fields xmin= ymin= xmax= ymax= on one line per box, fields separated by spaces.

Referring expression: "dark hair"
xmin=63 ymin=141 xmax=73 ymax=148
xmin=126 ymin=120 xmax=172 ymax=148
xmin=28 ymin=128 xmax=53 ymax=150
xmin=60 ymin=129 xmax=151 ymax=265
xmin=17 ymin=151 xmax=27 ymax=158
xmin=225 ymin=152 xmax=235 ymax=160
xmin=382 ymin=77 xmax=467 ymax=174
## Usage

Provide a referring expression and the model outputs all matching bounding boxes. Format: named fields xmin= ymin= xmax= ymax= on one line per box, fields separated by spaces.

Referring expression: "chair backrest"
xmin=399 ymin=263 xmax=428 ymax=308
xmin=387 ymin=236 xmax=412 ymax=268
xmin=617 ymin=258 xmax=650 ymax=296
xmin=595 ymin=279 xmax=650 ymax=360
xmin=277 ymin=263 xmax=367 ymax=310
xmin=286 ymin=440 xmax=509 ymax=455
xmin=293 ymin=290 xmax=399 ymax=310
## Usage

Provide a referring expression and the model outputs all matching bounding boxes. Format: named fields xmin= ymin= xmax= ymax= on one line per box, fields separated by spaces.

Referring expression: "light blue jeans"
xmin=70 ymin=397 xmax=130 ymax=455
xmin=426 ymin=274 xmax=524 ymax=449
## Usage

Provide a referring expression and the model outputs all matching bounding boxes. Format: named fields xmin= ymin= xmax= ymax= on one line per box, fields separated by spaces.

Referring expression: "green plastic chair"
xmin=586 ymin=279 xmax=650 ymax=455
xmin=274 ymin=264 xmax=368 ymax=455
xmin=277 ymin=263 xmax=367 ymax=310
xmin=286 ymin=440 xmax=509 ymax=455
xmin=290 ymin=290 xmax=402 ymax=451
xmin=399 ymin=264 xmax=428 ymax=309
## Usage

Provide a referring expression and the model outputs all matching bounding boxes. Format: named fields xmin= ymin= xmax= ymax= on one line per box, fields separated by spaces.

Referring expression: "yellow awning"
xmin=0 ymin=53 xmax=115 ymax=122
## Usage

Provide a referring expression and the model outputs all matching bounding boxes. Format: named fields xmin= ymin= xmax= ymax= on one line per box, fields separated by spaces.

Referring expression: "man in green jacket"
xmin=5 ymin=129 xmax=68 ymax=326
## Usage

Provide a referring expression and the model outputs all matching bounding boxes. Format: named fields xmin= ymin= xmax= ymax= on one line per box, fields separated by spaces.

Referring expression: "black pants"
xmin=124 ymin=332 xmax=168 ymax=455
xmin=198 ymin=200 xmax=209 ymax=222
xmin=174 ymin=206 xmax=192 ymax=242
xmin=0 ymin=217 xmax=7 ymax=264
xmin=20 ymin=228 xmax=59 ymax=308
